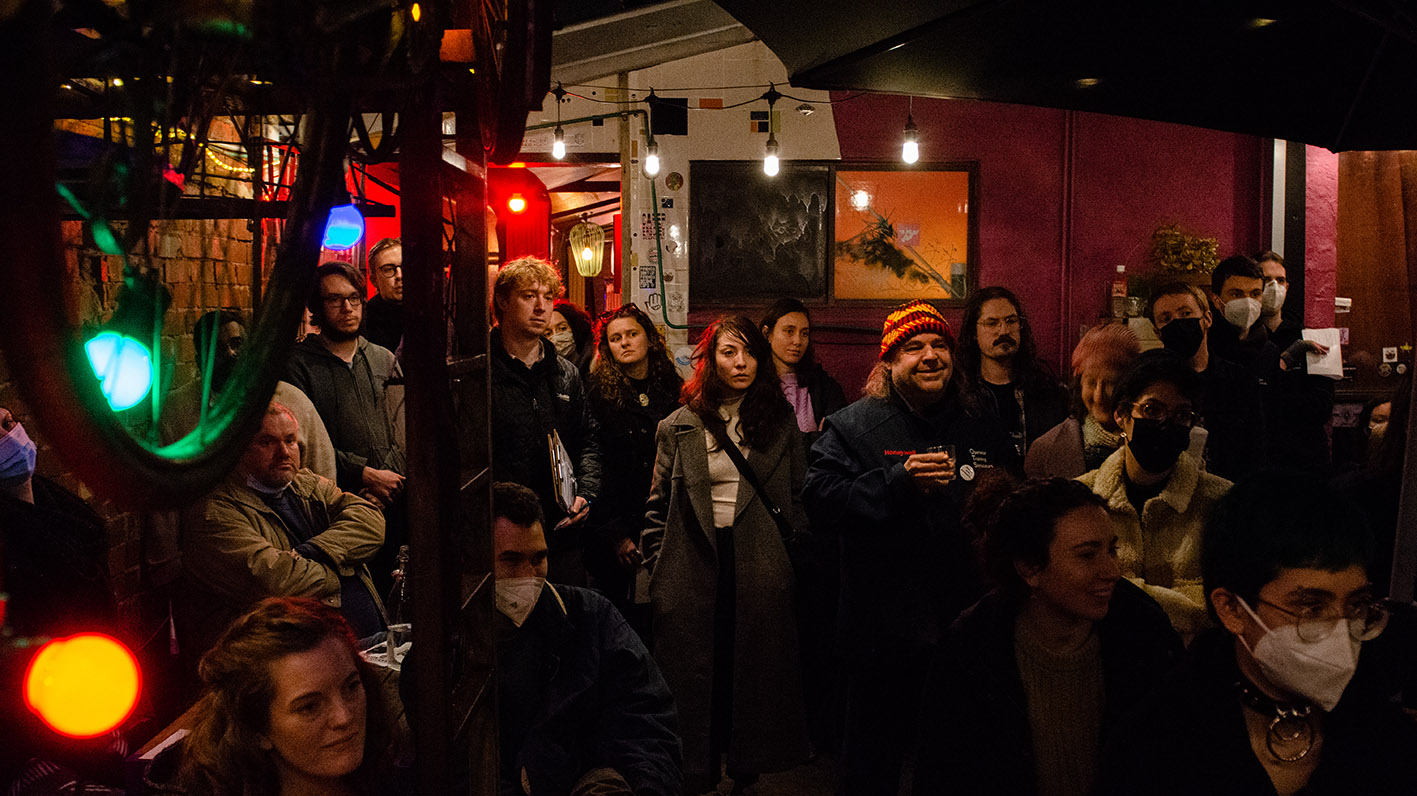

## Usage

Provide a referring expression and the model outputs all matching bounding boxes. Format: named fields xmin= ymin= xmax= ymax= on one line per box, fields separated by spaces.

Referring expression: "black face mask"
xmin=1158 ymin=317 xmax=1205 ymax=359
xmin=1125 ymin=417 xmax=1191 ymax=473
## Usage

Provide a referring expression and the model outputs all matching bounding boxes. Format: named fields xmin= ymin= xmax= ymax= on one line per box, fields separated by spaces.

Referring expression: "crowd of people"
xmin=5 ymin=244 xmax=1417 ymax=796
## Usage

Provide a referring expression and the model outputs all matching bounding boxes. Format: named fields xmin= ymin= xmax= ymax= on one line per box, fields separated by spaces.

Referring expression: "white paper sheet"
xmin=1302 ymin=328 xmax=1344 ymax=379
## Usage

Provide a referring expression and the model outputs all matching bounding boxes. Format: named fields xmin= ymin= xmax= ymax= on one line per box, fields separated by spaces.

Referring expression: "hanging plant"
xmin=1146 ymin=224 xmax=1219 ymax=274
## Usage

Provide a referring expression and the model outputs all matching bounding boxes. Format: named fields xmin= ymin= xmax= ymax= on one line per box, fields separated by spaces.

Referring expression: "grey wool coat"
xmin=641 ymin=405 xmax=811 ymax=781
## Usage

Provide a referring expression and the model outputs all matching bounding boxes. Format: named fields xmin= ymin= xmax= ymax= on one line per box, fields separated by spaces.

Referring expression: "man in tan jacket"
xmin=181 ymin=401 xmax=385 ymax=655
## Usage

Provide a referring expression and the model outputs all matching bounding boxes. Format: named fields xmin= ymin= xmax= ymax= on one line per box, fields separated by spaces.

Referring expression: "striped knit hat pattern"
xmin=880 ymin=300 xmax=953 ymax=359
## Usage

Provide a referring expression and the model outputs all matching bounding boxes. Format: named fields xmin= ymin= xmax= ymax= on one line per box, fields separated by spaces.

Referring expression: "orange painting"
xmin=833 ymin=169 xmax=971 ymax=301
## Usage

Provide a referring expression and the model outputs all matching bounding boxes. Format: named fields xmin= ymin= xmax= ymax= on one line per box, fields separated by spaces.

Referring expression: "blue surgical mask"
xmin=0 ymin=422 xmax=38 ymax=485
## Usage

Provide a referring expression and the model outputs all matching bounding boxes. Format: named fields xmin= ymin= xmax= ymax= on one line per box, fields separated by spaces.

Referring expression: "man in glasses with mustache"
xmin=957 ymin=286 xmax=1070 ymax=459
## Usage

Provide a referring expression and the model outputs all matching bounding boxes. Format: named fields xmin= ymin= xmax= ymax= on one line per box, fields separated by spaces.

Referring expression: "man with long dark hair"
xmin=957 ymin=286 xmax=1069 ymax=458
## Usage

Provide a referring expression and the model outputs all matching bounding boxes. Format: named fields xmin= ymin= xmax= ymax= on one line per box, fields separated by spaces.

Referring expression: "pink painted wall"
xmin=823 ymin=94 xmax=1266 ymax=383
xmin=1306 ymin=146 xmax=1339 ymax=327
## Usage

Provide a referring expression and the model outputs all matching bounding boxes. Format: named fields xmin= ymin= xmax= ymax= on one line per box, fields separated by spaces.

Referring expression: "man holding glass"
xmin=804 ymin=300 xmax=1019 ymax=796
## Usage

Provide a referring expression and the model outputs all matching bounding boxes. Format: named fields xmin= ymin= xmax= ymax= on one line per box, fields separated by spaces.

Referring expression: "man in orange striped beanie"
xmin=804 ymin=299 xmax=1019 ymax=796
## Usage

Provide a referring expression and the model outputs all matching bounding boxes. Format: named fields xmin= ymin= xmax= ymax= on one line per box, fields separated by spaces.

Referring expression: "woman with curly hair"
xmin=583 ymin=304 xmax=683 ymax=615
xmin=163 ymin=598 xmax=393 ymax=796
xmin=643 ymin=315 xmax=810 ymax=795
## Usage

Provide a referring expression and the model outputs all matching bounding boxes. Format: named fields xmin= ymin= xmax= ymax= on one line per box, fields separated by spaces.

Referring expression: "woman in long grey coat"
xmin=642 ymin=315 xmax=811 ymax=795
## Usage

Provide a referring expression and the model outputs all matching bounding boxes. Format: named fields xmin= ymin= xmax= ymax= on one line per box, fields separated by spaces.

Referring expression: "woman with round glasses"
xmin=1078 ymin=352 xmax=1233 ymax=637
xmin=1097 ymin=469 xmax=1416 ymax=796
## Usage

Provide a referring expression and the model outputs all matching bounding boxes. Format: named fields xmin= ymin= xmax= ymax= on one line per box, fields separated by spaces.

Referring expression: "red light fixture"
xmin=24 ymin=633 xmax=142 ymax=738
xmin=507 ymin=194 xmax=527 ymax=213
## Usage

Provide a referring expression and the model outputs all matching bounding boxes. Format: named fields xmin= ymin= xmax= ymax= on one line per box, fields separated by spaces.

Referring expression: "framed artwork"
xmin=832 ymin=164 xmax=976 ymax=302
xmin=688 ymin=161 xmax=830 ymax=303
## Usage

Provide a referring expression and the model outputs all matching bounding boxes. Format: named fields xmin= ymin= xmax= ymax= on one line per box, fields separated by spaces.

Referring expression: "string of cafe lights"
xmin=551 ymin=80 xmax=925 ymax=175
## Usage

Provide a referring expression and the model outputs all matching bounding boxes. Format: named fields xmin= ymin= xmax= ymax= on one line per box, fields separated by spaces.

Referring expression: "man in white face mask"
xmin=1095 ymin=470 xmax=1417 ymax=796
xmin=1209 ymin=253 xmax=1336 ymax=474
xmin=491 ymin=482 xmax=681 ymax=796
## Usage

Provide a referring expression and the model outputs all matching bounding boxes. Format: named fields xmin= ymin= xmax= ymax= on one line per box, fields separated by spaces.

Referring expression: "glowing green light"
xmin=85 ymin=331 xmax=153 ymax=411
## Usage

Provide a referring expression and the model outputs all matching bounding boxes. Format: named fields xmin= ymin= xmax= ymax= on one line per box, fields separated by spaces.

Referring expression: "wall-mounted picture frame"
xmin=832 ymin=163 xmax=977 ymax=303
xmin=688 ymin=161 xmax=831 ymax=304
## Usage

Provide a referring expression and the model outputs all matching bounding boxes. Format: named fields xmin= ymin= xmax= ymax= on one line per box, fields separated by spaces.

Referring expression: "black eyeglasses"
xmin=376 ymin=263 xmax=402 ymax=277
xmin=320 ymin=293 xmax=362 ymax=309
xmin=1122 ymin=400 xmax=1199 ymax=429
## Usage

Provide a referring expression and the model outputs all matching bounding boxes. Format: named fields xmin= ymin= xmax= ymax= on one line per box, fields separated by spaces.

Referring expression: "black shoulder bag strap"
xmin=707 ymin=423 xmax=795 ymax=540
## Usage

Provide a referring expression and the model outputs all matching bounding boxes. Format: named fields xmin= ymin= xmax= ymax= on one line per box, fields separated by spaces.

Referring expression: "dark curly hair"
xmin=683 ymin=315 xmax=790 ymax=449
xmin=586 ymin=304 xmax=683 ymax=410
xmin=956 ymin=286 xmax=1058 ymax=395
xmin=177 ymin=598 xmax=391 ymax=796
xmin=967 ymin=474 xmax=1108 ymax=600
xmin=552 ymin=300 xmax=593 ymax=352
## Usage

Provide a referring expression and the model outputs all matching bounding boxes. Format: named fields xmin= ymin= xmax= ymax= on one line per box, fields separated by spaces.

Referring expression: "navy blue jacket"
xmin=498 ymin=585 xmax=681 ymax=796
xmin=804 ymin=384 xmax=1020 ymax=652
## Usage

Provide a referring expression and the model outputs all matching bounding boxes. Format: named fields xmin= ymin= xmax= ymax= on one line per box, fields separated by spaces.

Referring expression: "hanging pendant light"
xmin=902 ymin=97 xmax=920 ymax=164
xmin=762 ymin=85 xmax=782 ymax=177
xmin=569 ymin=216 xmax=605 ymax=277
xmin=551 ymin=82 xmax=567 ymax=160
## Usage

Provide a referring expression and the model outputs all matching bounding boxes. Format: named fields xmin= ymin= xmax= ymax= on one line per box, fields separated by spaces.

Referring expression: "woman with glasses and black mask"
xmin=1078 ymin=352 xmax=1233 ymax=638
xmin=1097 ymin=469 xmax=1417 ymax=796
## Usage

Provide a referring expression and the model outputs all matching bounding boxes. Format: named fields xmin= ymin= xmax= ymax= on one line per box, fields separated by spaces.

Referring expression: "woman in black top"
xmin=759 ymin=298 xmax=848 ymax=449
xmin=583 ymin=304 xmax=683 ymax=612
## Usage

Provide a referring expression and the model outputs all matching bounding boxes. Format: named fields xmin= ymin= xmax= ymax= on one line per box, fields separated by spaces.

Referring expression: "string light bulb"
xmin=902 ymin=97 xmax=920 ymax=164
xmin=644 ymin=140 xmax=661 ymax=177
xmin=761 ymin=84 xmax=783 ymax=177
xmin=550 ymin=82 xmax=567 ymax=160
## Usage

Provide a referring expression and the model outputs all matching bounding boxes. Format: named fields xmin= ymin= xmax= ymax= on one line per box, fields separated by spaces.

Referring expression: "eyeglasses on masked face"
xmin=1256 ymin=596 xmax=1392 ymax=643
xmin=1120 ymin=400 xmax=1198 ymax=429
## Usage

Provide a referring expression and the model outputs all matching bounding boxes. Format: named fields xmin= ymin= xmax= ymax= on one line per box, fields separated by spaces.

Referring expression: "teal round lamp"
xmin=322 ymin=204 xmax=365 ymax=251
xmin=85 ymin=331 xmax=153 ymax=411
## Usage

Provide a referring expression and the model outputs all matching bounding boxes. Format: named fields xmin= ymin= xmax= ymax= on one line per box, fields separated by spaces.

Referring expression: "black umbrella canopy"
xmin=715 ymin=0 xmax=1417 ymax=152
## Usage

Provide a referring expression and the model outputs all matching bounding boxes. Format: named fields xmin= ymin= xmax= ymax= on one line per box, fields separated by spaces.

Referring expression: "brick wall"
xmin=0 ymin=215 xmax=255 ymax=649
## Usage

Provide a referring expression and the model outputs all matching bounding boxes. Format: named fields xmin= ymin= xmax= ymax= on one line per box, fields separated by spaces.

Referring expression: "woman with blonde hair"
xmin=643 ymin=315 xmax=810 ymax=794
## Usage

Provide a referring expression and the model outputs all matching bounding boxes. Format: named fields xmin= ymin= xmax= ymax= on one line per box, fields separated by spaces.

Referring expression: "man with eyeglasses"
xmin=287 ymin=262 xmax=406 ymax=591
xmin=1078 ymin=353 xmax=1233 ymax=637
xmin=957 ymin=286 xmax=1069 ymax=459
xmin=1147 ymin=281 xmax=1265 ymax=482
xmin=363 ymin=237 xmax=404 ymax=353
xmin=1098 ymin=469 xmax=1417 ymax=795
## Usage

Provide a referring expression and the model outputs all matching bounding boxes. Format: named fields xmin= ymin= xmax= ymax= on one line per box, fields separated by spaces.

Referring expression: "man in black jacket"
xmin=492 ymin=482 xmax=680 ymax=796
xmin=956 ymin=286 xmax=1069 ymax=458
xmin=804 ymin=300 xmax=1019 ymax=796
xmin=490 ymin=256 xmax=601 ymax=585
xmin=1147 ymin=281 xmax=1265 ymax=482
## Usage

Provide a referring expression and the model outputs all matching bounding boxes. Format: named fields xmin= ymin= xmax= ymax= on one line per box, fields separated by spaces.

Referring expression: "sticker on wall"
xmin=674 ymin=345 xmax=694 ymax=369
xmin=638 ymin=267 xmax=656 ymax=291
xmin=646 ymin=293 xmax=663 ymax=312
xmin=665 ymin=172 xmax=684 ymax=191
xmin=668 ymin=291 xmax=686 ymax=314
xmin=660 ymin=197 xmax=674 ymax=209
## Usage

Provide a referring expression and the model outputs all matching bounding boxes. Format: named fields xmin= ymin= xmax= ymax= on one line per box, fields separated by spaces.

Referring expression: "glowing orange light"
xmin=508 ymin=162 xmax=528 ymax=168
xmin=410 ymin=3 xmax=422 ymax=22
xmin=24 ymin=633 xmax=142 ymax=738
xmin=507 ymin=194 xmax=527 ymax=213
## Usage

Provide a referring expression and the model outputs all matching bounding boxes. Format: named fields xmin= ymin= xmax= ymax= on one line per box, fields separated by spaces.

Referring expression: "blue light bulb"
xmin=322 ymin=204 xmax=365 ymax=250
xmin=84 ymin=331 xmax=154 ymax=411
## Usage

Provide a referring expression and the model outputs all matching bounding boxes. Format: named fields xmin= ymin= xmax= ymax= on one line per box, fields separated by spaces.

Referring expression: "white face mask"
xmin=495 ymin=576 xmax=546 ymax=627
xmin=1223 ymin=297 xmax=1262 ymax=331
xmin=1261 ymin=281 xmax=1287 ymax=314
xmin=548 ymin=331 xmax=576 ymax=359
xmin=1238 ymin=597 xmax=1360 ymax=712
